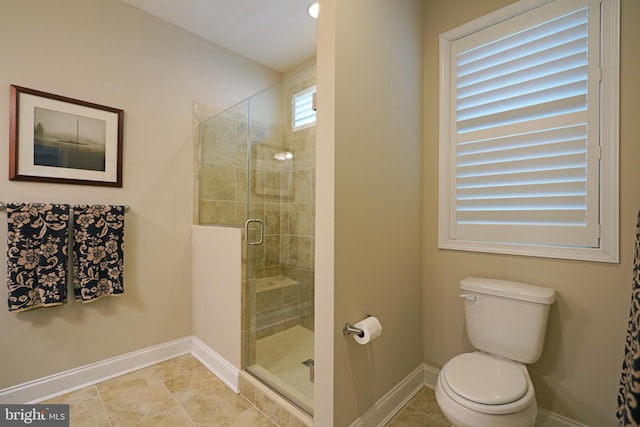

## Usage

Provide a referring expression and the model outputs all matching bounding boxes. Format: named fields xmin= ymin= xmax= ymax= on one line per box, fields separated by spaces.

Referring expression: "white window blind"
xmin=292 ymin=85 xmax=316 ymax=131
xmin=449 ymin=0 xmax=600 ymax=248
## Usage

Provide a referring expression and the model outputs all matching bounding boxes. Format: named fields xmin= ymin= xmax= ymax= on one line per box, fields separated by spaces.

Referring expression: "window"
xmin=292 ymin=85 xmax=317 ymax=131
xmin=438 ymin=0 xmax=619 ymax=262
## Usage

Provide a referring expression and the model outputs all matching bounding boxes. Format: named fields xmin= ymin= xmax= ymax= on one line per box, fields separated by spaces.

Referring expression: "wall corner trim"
xmin=190 ymin=335 xmax=240 ymax=392
xmin=349 ymin=365 xmax=425 ymax=427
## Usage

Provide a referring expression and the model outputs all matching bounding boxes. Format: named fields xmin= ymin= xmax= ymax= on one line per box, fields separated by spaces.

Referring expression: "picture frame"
xmin=9 ymin=85 xmax=124 ymax=187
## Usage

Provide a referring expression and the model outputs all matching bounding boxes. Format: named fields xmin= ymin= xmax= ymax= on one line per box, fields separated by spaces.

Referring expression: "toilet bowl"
xmin=435 ymin=352 xmax=537 ymax=427
xmin=434 ymin=277 xmax=555 ymax=427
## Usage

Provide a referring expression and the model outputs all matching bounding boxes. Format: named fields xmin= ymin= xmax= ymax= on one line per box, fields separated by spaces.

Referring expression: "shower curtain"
xmin=618 ymin=211 xmax=640 ymax=426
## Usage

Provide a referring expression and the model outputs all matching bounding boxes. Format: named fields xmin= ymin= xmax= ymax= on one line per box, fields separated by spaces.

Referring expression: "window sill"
xmin=438 ymin=238 xmax=619 ymax=264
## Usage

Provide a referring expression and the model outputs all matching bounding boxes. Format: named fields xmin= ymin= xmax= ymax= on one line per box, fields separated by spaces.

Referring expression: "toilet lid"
xmin=443 ymin=353 xmax=528 ymax=405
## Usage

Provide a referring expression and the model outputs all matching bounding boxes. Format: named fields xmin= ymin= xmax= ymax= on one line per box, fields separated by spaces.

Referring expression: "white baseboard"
xmin=535 ymin=408 xmax=590 ymax=427
xmin=0 ymin=336 xmax=241 ymax=405
xmin=0 ymin=337 xmax=191 ymax=404
xmin=422 ymin=364 xmax=440 ymax=389
xmin=190 ymin=336 xmax=240 ymax=393
xmin=349 ymin=364 xmax=425 ymax=427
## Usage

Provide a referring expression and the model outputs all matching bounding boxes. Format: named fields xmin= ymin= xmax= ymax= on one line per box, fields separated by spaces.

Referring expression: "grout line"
xmin=150 ymin=363 xmax=197 ymax=426
xmin=93 ymin=384 xmax=113 ymax=427
xmin=239 ymin=394 xmax=280 ymax=427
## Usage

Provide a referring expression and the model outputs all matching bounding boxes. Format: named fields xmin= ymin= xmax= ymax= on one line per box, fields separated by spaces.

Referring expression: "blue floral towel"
xmin=73 ymin=205 xmax=125 ymax=302
xmin=6 ymin=203 xmax=70 ymax=312
xmin=618 ymin=211 xmax=640 ymax=425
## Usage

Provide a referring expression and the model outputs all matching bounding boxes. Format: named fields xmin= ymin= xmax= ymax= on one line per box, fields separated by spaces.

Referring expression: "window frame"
xmin=292 ymin=85 xmax=317 ymax=132
xmin=437 ymin=0 xmax=620 ymax=263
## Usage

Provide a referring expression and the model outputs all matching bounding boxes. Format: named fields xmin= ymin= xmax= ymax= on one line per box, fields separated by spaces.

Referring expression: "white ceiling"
xmin=122 ymin=0 xmax=318 ymax=73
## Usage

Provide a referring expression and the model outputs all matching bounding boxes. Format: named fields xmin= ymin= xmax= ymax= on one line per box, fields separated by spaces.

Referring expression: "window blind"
xmin=292 ymin=85 xmax=316 ymax=131
xmin=450 ymin=2 xmax=600 ymax=248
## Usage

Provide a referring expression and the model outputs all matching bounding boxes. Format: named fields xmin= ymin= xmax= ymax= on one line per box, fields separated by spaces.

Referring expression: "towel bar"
xmin=0 ymin=202 xmax=130 ymax=212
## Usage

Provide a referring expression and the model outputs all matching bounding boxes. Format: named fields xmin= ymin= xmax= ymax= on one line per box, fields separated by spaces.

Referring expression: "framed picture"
xmin=9 ymin=85 xmax=124 ymax=187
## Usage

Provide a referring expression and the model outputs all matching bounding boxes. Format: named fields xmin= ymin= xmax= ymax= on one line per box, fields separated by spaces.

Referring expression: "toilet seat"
xmin=445 ymin=352 xmax=527 ymax=404
xmin=439 ymin=352 xmax=535 ymax=415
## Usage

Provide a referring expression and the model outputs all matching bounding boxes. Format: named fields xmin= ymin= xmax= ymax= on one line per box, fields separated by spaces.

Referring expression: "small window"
xmin=292 ymin=85 xmax=316 ymax=131
xmin=438 ymin=0 xmax=619 ymax=262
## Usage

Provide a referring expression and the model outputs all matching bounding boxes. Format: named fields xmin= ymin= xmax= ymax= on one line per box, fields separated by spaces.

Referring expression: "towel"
xmin=6 ymin=203 xmax=70 ymax=312
xmin=72 ymin=205 xmax=125 ymax=303
xmin=618 ymin=210 xmax=640 ymax=425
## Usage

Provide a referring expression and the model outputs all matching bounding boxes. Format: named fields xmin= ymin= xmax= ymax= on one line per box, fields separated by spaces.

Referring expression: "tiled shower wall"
xmin=198 ymin=107 xmax=249 ymax=227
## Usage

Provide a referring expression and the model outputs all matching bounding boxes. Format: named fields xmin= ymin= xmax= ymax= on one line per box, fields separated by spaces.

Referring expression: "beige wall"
xmin=422 ymin=0 xmax=640 ymax=425
xmin=0 ymin=0 xmax=280 ymax=389
xmin=316 ymin=0 xmax=424 ymax=425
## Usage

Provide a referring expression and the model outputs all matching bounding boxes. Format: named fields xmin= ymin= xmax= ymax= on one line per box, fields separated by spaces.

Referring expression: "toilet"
xmin=435 ymin=277 xmax=555 ymax=427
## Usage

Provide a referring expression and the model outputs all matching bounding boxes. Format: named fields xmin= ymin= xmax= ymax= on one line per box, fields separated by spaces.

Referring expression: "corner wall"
xmin=0 ymin=0 xmax=280 ymax=390
xmin=316 ymin=0 xmax=424 ymax=425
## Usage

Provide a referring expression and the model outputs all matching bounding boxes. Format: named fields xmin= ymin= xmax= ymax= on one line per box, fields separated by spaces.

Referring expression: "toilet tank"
xmin=460 ymin=277 xmax=556 ymax=364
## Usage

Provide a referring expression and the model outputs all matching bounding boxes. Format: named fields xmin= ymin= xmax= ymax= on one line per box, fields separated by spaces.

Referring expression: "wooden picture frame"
xmin=9 ymin=85 xmax=124 ymax=187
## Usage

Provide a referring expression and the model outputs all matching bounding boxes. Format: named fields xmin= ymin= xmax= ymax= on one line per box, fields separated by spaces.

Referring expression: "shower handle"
xmin=244 ymin=218 xmax=264 ymax=245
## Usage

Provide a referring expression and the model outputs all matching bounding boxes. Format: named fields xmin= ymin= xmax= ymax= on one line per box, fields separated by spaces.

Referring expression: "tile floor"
xmin=42 ymin=354 xmax=276 ymax=426
xmin=385 ymin=387 xmax=449 ymax=427
xmin=42 ymin=353 xmax=448 ymax=426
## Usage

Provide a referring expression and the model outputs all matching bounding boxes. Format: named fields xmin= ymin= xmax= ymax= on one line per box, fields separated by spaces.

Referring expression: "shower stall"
xmin=197 ymin=66 xmax=316 ymax=414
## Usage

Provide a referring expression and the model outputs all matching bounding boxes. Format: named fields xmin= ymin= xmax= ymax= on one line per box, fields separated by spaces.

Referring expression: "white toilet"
xmin=435 ymin=277 xmax=555 ymax=427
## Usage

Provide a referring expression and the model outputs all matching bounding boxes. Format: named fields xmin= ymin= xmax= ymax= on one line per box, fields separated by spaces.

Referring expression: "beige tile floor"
xmin=385 ymin=387 xmax=449 ymax=427
xmin=42 ymin=352 xmax=447 ymax=426
xmin=42 ymin=354 xmax=276 ymax=426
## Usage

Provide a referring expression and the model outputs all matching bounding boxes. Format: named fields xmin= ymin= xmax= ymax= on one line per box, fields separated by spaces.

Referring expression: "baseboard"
xmin=535 ymin=408 xmax=590 ymax=427
xmin=349 ymin=364 xmax=425 ymax=427
xmin=190 ymin=336 xmax=240 ymax=393
xmin=422 ymin=364 xmax=440 ymax=389
xmin=0 ymin=337 xmax=191 ymax=404
xmin=0 ymin=336 xmax=241 ymax=405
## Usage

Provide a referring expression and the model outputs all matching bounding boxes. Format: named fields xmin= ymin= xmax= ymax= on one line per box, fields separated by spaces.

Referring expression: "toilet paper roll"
xmin=353 ymin=316 xmax=383 ymax=345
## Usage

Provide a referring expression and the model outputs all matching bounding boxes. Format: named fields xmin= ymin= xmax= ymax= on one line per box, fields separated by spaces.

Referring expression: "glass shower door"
xmin=244 ymin=80 xmax=315 ymax=414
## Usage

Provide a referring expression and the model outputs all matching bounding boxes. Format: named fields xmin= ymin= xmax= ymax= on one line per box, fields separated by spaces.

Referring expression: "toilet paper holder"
xmin=343 ymin=314 xmax=372 ymax=337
